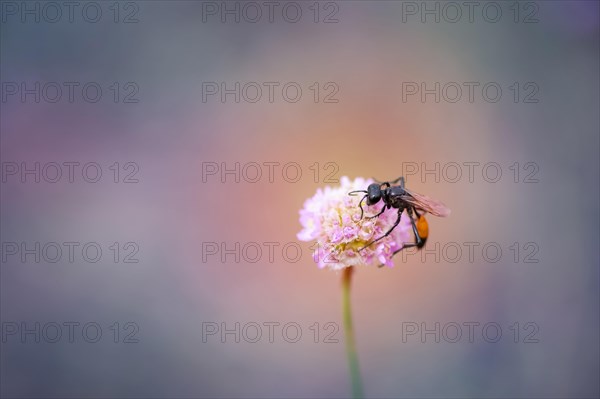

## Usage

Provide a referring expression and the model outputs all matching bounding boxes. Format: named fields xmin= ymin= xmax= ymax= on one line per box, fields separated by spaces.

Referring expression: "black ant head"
xmin=366 ymin=183 xmax=382 ymax=205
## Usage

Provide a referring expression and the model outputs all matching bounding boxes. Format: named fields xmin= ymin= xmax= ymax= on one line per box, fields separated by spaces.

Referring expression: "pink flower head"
xmin=297 ymin=176 xmax=413 ymax=270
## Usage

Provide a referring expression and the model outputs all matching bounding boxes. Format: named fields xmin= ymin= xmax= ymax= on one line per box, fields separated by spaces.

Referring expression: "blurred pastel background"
xmin=1 ymin=1 xmax=598 ymax=398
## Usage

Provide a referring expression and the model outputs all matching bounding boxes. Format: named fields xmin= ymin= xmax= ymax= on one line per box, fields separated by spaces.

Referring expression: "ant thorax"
xmin=386 ymin=186 xmax=406 ymax=208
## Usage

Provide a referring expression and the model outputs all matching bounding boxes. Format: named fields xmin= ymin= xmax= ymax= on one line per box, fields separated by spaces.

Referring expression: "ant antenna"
xmin=348 ymin=190 xmax=368 ymax=220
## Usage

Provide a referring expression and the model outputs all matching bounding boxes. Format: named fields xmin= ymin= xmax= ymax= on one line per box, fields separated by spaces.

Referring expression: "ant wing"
xmin=401 ymin=189 xmax=451 ymax=217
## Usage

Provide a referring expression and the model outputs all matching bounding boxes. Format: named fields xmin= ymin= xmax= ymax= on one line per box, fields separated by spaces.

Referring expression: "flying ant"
xmin=348 ymin=177 xmax=450 ymax=260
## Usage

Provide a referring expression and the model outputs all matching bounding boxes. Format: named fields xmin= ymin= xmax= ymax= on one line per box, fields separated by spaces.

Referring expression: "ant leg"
xmin=389 ymin=176 xmax=404 ymax=185
xmin=372 ymin=177 xmax=392 ymax=188
xmin=375 ymin=176 xmax=404 ymax=185
xmin=376 ymin=208 xmax=422 ymax=268
xmin=357 ymin=194 xmax=367 ymax=220
xmin=366 ymin=204 xmax=388 ymax=220
xmin=403 ymin=207 xmax=425 ymax=249
xmin=359 ymin=208 xmax=403 ymax=251
xmin=348 ymin=191 xmax=368 ymax=220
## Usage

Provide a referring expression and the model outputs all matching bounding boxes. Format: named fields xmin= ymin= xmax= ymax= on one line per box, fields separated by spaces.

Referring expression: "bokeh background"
xmin=1 ymin=1 xmax=598 ymax=398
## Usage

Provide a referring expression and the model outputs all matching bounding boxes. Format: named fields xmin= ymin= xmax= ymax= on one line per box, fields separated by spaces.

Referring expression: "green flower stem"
xmin=342 ymin=266 xmax=364 ymax=399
